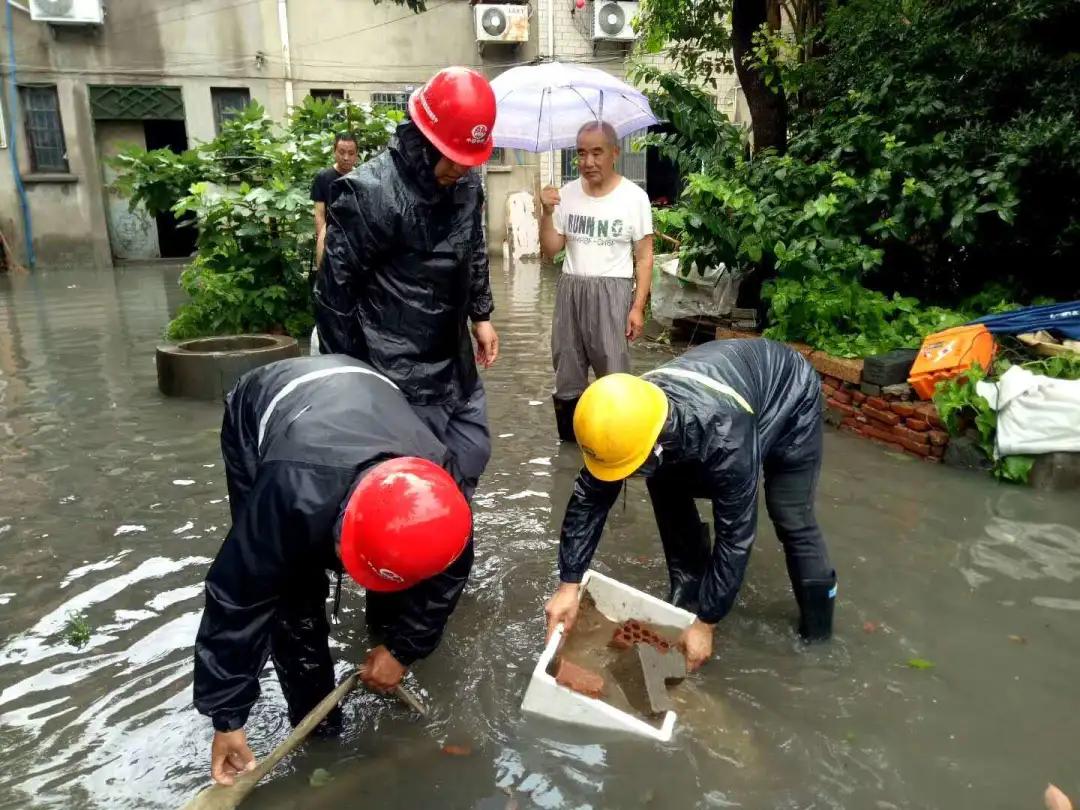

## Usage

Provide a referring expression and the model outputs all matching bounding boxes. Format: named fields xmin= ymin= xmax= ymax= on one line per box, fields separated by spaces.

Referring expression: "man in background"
xmin=311 ymin=132 xmax=359 ymax=270
xmin=539 ymin=121 xmax=654 ymax=442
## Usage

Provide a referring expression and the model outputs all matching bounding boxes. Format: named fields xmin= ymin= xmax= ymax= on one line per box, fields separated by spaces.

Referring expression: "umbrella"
xmin=491 ymin=61 xmax=658 ymax=153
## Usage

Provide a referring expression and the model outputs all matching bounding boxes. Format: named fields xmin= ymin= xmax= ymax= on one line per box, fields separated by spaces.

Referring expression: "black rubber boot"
xmin=553 ymin=395 xmax=579 ymax=442
xmin=666 ymin=523 xmax=711 ymax=614
xmin=794 ymin=572 xmax=836 ymax=641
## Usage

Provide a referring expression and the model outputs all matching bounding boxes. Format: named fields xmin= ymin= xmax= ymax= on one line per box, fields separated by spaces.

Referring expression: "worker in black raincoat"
xmin=544 ymin=339 xmax=837 ymax=672
xmin=313 ymin=67 xmax=499 ymax=502
xmin=194 ymin=354 xmax=473 ymax=786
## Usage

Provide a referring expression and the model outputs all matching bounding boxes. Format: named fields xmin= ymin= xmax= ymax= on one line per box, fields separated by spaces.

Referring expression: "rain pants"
xmin=313 ymin=120 xmax=494 ymax=406
xmin=193 ymin=354 xmax=473 ymax=733
xmin=558 ymin=339 xmax=835 ymax=624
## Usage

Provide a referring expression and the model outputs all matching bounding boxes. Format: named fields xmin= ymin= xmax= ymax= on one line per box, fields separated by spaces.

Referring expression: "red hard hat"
xmin=408 ymin=66 xmax=496 ymax=167
xmin=339 ymin=457 xmax=471 ymax=593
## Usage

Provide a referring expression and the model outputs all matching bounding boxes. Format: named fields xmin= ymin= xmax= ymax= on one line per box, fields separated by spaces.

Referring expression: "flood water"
xmin=0 ymin=261 xmax=1078 ymax=810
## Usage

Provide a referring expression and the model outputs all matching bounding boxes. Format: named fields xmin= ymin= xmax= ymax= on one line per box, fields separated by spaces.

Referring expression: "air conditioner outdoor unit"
xmin=475 ymin=4 xmax=529 ymax=44
xmin=29 ymin=0 xmax=104 ymax=25
xmin=592 ymin=0 xmax=638 ymax=42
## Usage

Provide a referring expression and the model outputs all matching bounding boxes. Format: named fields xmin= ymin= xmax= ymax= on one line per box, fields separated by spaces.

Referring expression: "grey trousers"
xmin=552 ymin=274 xmax=634 ymax=399
xmin=410 ymin=383 xmax=492 ymax=502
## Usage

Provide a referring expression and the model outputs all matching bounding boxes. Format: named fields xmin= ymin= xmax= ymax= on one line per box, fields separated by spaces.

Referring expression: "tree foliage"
xmin=636 ymin=0 xmax=1080 ymax=355
xmin=111 ymin=98 xmax=400 ymax=340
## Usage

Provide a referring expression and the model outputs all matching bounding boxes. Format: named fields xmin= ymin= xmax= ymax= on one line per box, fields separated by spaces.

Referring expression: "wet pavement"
xmin=0 ymin=262 xmax=1078 ymax=810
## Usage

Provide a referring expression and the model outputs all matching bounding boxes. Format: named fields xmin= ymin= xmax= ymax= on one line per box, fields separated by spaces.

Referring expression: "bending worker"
xmin=544 ymin=339 xmax=837 ymax=671
xmin=314 ymin=66 xmax=499 ymax=502
xmin=194 ymin=354 xmax=473 ymax=786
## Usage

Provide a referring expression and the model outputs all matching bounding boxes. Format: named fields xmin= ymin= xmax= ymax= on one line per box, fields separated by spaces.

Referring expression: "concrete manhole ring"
xmin=156 ymin=334 xmax=300 ymax=400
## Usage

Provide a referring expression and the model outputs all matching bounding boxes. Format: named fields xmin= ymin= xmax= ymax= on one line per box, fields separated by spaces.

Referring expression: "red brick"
xmin=923 ymin=455 xmax=942 ymax=463
xmin=788 ymin=342 xmax=815 ymax=357
xmin=929 ymin=430 xmax=950 ymax=447
xmin=868 ymin=397 xmax=891 ymax=411
xmin=841 ymin=416 xmax=861 ymax=429
xmin=555 ymin=659 xmax=604 ymax=698
xmin=897 ymin=436 xmax=931 ymax=457
xmin=891 ymin=402 xmax=916 ymax=419
xmin=892 ymin=425 xmax=930 ymax=445
xmin=832 ymin=388 xmax=854 ymax=405
xmin=809 ymin=351 xmax=865 ymax=385
xmin=851 ymin=390 xmax=867 ymax=405
xmin=863 ymin=405 xmax=901 ymax=427
xmin=930 ymin=444 xmax=946 ymax=458
xmin=862 ymin=424 xmax=900 ymax=445
xmin=914 ymin=402 xmax=946 ymax=429
xmin=827 ymin=400 xmax=857 ymax=418
xmin=905 ymin=418 xmax=930 ymax=432
xmin=821 ymin=383 xmax=838 ymax=400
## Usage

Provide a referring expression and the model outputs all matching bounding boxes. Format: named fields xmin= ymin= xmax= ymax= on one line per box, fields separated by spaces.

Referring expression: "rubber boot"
xmin=553 ymin=395 xmax=579 ymax=442
xmin=665 ymin=523 xmax=711 ymax=615
xmin=794 ymin=572 xmax=836 ymax=641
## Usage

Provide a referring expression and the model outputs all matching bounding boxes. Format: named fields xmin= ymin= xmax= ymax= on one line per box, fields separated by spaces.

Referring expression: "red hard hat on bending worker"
xmin=408 ymin=66 xmax=497 ymax=167
xmin=339 ymin=457 xmax=472 ymax=593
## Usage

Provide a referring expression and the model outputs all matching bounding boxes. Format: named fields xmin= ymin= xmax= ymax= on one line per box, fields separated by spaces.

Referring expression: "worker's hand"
xmin=544 ymin=582 xmax=581 ymax=643
xmin=678 ymin=619 xmax=715 ymax=673
xmin=1046 ymin=785 xmax=1074 ymax=810
xmin=626 ymin=304 xmax=645 ymax=342
xmin=540 ymin=186 xmax=561 ymax=215
xmin=359 ymin=645 xmax=407 ymax=693
xmin=210 ymin=729 xmax=256 ymax=786
xmin=473 ymin=321 xmax=499 ymax=368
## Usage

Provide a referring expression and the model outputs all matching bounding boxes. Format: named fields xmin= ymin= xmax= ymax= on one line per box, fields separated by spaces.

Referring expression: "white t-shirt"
xmin=553 ymin=177 xmax=653 ymax=278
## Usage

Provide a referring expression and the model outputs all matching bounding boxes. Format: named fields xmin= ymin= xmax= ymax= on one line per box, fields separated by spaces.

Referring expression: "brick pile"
xmin=820 ymin=376 xmax=949 ymax=462
xmin=713 ymin=326 xmax=953 ymax=463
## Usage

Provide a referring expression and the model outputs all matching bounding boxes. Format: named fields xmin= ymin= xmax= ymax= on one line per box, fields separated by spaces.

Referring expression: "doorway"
xmin=143 ymin=119 xmax=196 ymax=258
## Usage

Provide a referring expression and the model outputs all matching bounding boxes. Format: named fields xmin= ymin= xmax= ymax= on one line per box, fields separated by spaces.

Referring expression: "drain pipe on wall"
xmin=3 ymin=0 xmax=35 ymax=268
xmin=277 ymin=0 xmax=295 ymax=111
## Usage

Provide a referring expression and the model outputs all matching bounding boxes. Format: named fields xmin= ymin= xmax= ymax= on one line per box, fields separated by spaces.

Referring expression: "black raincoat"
xmin=193 ymin=354 xmax=473 ymax=733
xmin=313 ymin=121 xmax=493 ymax=406
xmin=558 ymin=339 xmax=826 ymax=624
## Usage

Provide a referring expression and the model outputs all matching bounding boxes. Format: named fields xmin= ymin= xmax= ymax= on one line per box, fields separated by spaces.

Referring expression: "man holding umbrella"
xmin=539 ymin=123 xmax=654 ymax=441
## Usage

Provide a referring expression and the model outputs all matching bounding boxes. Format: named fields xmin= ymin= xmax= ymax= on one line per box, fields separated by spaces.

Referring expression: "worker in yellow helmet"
xmin=544 ymin=338 xmax=836 ymax=672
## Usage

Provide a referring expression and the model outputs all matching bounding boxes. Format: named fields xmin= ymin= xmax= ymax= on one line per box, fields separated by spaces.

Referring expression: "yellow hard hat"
xmin=573 ymin=373 xmax=669 ymax=481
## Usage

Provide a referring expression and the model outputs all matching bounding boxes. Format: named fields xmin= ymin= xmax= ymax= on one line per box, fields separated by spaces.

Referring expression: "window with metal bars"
xmin=19 ymin=85 xmax=68 ymax=173
xmin=211 ymin=87 xmax=251 ymax=134
xmin=560 ymin=133 xmax=647 ymax=190
xmin=370 ymin=91 xmax=410 ymax=114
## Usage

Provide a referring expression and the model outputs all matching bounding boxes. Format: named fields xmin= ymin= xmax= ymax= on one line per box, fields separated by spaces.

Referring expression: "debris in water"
xmin=114 ymin=525 xmax=147 ymax=536
xmin=498 ymin=433 xmax=514 ymax=438
xmin=528 ymin=400 xmax=542 ymax=406
xmin=505 ymin=490 xmax=549 ymax=500
xmin=555 ymin=658 xmax=605 ymax=698
xmin=441 ymin=744 xmax=473 ymax=757
xmin=64 ymin=612 xmax=92 ymax=649
xmin=906 ymin=658 xmax=935 ymax=670
xmin=610 ymin=620 xmax=671 ymax=653
xmin=863 ymin=621 xmax=880 ymax=634
xmin=172 ymin=521 xmax=195 ymax=535
xmin=172 ymin=479 xmax=196 ymax=486
xmin=527 ymin=457 xmax=551 ymax=466
xmin=1008 ymin=634 xmax=1027 ymax=645
xmin=309 ymin=767 xmax=333 ymax=787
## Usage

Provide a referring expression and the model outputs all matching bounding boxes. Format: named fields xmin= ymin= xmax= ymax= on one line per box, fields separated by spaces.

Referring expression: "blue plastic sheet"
xmin=969 ymin=301 xmax=1080 ymax=340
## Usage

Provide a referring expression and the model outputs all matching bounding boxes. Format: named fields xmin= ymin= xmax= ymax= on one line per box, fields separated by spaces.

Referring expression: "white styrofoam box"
xmin=521 ymin=570 xmax=696 ymax=742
